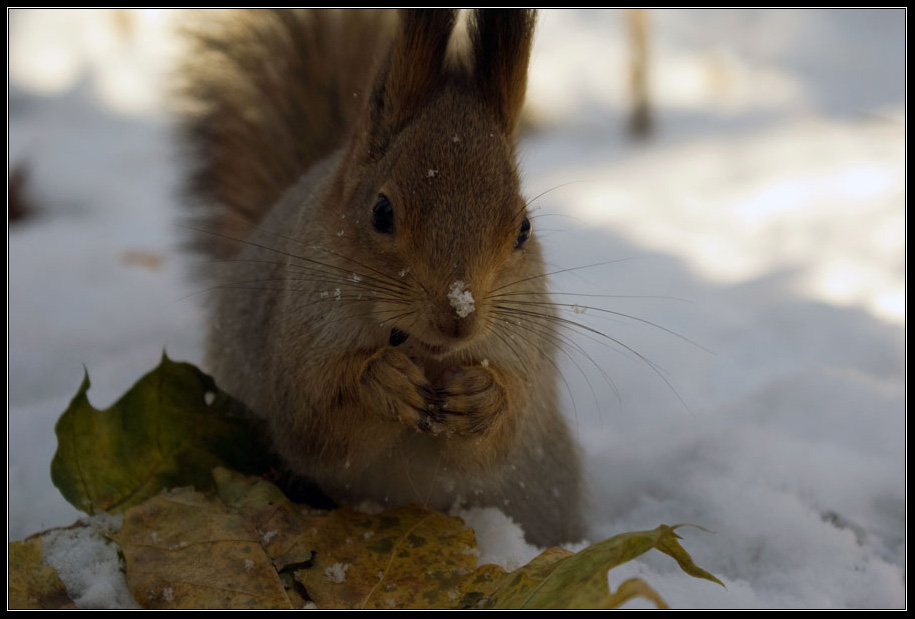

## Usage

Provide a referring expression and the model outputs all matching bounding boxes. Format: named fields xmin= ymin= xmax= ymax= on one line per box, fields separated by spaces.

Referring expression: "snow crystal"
xmin=303 ymin=601 xmax=318 ymax=609
xmin=398 ymin=268 xmax=409 ymax=277
xmin=42 ymin=518 xmax=140 ymax=609
xmin=203 ymin=391 xmax=215 ymax=406
xmin=324 ymin=562 xmax=350 ymax=583
xmin=363 ymin=530 xmax=375 ymax=540
xmin=261 ymin=530 xmax=278 ymax=544
xmin=333 ymin=288 xmax=342 ymax=301
xmin=336 ymin=229 xmax=344 ymax=237
xmin=427 ymin=169 xmax=437 ymax=178
xmin=480 ymin=359 xmax=490 ymax=367
xmin=162 ymin=587 xmax=174 ymax=602
xmin=447 ymin=280 xmax=475 ymax=318
xmin=457 ymin=507 xmax=540 ymax=571
xmin=452 ymin=135 xmax=461 ymax=143
xmin=243 ymin=559 xmax=255 ymax=572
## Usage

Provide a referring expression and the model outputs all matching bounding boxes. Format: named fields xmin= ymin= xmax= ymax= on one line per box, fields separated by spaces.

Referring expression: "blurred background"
xmin=8 ymin=9 xmax=905 ymax=608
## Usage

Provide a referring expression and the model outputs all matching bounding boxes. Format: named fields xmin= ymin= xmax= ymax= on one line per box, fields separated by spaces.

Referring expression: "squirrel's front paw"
xmin=361 ymin=348 xmax=437 ymax=430
xmin=433 ymin=365 xmax=507 ymax=435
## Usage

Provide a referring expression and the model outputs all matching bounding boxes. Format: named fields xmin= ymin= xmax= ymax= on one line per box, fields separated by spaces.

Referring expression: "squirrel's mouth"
xmin=389 ymin=328 xmax=449 ymax=357
xmin=389 ymin=327 xmax=466 ymax=386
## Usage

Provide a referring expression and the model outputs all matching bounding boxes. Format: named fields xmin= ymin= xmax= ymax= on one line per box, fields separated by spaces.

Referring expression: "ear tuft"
xmin=468 ymin=9 xmax=537 ymax=135
xmin=368 ymin=9 xmax=458 ymax=150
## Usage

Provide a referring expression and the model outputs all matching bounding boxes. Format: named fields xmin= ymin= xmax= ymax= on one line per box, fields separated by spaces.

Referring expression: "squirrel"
xmin=177 ymin=8 xmax=584 ymax=546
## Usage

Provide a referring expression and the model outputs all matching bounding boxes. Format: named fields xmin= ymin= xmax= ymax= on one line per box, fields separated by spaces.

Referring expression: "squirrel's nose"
xmin=432 ymin=280 xmax=478 ymax=341
xmin=432 ymin=311 xmax=476 ymax=341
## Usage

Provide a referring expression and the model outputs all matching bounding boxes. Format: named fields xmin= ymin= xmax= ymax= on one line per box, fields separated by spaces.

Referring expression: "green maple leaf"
xmin=50 ymin=353 xmax=278 ymax=514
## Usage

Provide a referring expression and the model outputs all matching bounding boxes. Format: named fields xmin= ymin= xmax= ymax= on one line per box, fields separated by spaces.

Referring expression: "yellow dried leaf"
xmin=8 ymin=537 xmax=77 ymax=609
xmin=112 ymin=488 xmax=292 ymax=609
xmin=607 ymin=578 xmax=669 ymax=609
xmin=213 ymin=468 xmax=479 ymax=609
xmin=471 ymin=525 xmax=722 ymax=609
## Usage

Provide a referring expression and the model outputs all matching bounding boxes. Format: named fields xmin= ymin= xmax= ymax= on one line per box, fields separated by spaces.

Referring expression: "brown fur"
xmin=177 ymin=9 xmax=397 ymax=257
xmin=468 ymin=9 xmax=537 ymax=134
xmin=178 ymin=9 xmax=584 ymax=546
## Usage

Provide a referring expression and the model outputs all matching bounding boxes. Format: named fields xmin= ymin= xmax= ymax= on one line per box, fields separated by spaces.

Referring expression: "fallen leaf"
xmin=213 ymin=468 xmax=479 ymax=609
xmin=50 ymin=353 xmax=278 ymax=515
xmin=40 ymin=358 xmax=726 ymax=609
xmin=112 ymin=487 xmax=292 ymax=609
xmin=468 ymin=525 xmax=723 ymax=609
xmin=8 ymin=537 xmax=77 ymax=609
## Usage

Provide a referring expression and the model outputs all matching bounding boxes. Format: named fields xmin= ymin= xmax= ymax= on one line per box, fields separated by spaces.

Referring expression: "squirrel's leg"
xmin=280 ymin=347 xmax=436 ymax=467
xmin=356 ymin=347 xmax=438 ymax=430
xmin=281 ymin=351 xmax=521 ymax=476
xmin=431 ymin=364 xmax=524 ymax=472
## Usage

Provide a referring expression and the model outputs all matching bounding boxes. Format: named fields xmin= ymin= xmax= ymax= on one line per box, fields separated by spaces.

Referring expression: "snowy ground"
xmin=8 ymin=9 xmax=905 ymax=609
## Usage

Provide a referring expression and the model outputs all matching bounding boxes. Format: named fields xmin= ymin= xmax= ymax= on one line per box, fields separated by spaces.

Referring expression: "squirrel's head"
xmin=327 ymin=10 xmax=542 ymax=362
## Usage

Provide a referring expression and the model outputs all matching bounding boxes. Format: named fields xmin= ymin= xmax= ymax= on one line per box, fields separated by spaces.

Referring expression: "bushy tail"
xmin=175 ymin=9 xmax=396 ymax=256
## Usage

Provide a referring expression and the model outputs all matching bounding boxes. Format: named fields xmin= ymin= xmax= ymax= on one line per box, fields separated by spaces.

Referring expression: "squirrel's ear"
xmin=367 ymin=9 xmax=457 ymax=153
xmin=468 ymin=9 xmax=537 ymax=136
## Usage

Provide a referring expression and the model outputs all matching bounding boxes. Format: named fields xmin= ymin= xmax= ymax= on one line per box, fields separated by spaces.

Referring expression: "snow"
xmin=8 ymin=9 xmax=905 ymax=609
xmin=458 ymin=507 xmax=541 ymax=571
xmin=447 ymin=280 xmax=476 ymax=318
xmin=41 ymin=515 xmax=140 ymax=609
xmin=324 ymin=562 xmax=350 ymax=584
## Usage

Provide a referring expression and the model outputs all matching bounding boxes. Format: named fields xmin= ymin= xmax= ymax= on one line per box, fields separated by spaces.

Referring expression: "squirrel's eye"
xmin=372 ymin=194 xmax=395 ymax=234
xmin=515 ymin=216 xmax=531 ymax=249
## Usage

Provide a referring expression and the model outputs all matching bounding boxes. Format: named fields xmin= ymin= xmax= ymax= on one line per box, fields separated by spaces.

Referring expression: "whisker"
xmin=490 ymin=309 xmax=621 ymax=408
xmin=321 ymin=306 xmax=418 ymax=331
xmin=197 ymin=213 xmax=417 ymax=296
xmin=492 ymin=304 xmax=691 ymax=414
xmin=486 ymin=313 xmax=609 ymax=432
xmin=178 ymin=222 xmax=411 ymax=297
xmin=488 ymin=258 xmax=643 ymax=295
xmin=492 ymin=298 xmax=712 ymax=354
xmin=180 ymin=275 xmax=413 ymax=305
xmin=524 ymin=180 xmax=589 ymax=209
xmin=491 ymin=289 xmax=691 ymax=303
